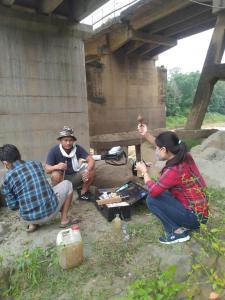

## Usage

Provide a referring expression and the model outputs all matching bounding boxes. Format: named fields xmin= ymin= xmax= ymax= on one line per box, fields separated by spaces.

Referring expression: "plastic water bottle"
xmin=122 ymin=223 xmax=130 ymax=241
xmin=113 ymin=214 xmax=122 ymax=234
xmin=56 ymin=225 xmax=83 ymax=269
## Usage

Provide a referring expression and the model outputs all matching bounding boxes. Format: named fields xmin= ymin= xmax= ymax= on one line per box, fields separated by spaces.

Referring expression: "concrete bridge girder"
xmin=0 ymin=0 xmax=109 ymax=21
xmin=1 ymin=0 xmax=14 ymax=6
xmin=85 ymin=26 xmax=177 ymax=58
xmin=39 ymin=0 xmax=64 ymax=14
xmin=85 ymin=0 xmax=217 ymax=60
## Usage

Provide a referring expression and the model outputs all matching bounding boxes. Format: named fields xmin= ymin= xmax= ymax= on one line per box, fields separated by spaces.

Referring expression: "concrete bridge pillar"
xmin=0 ymin=7 xmax=90 ymax=161
xmin=86 ymin=53 xmax=166 ymax=136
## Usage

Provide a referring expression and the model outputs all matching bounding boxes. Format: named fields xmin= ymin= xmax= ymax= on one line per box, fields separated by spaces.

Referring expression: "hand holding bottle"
xmin=137 ymin=123 xmax=148 ymax=136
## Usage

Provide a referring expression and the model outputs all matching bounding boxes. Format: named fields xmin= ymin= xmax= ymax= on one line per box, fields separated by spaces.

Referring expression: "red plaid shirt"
xmin=146 ymin=154 xmax=208 ymax=217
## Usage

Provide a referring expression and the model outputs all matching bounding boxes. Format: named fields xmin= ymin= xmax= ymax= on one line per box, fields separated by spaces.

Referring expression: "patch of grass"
xmin=183 ymin=138 xmax=202 ymax=151
xmin=128 ymin=220 xmax=161 ymax=245
xmin=203 ymin=112 xmax=225 ymax=124
xmin=118 ymin=265 xmax=185 ymax=300
xmin=91 ymin=233 xmax=138 ymax=274
xmin=166 ymin=112 xmax=225 ymax=129
xmin=166 ymin=115 xmax=187 ymax=129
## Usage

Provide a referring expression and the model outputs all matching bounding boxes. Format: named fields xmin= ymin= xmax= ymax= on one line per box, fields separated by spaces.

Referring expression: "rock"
xmin=191 ymin=131 xmax=225 ymax=153
xmin=200 ymin=255 xmax=218 ymax=269
xmin=191 ymin=131 xmax=225 ymax=188
xmin=149 ymin=245 xmax=193 ymax=282
xmin=198 ymin=284 xmax=214 ymax=300
xmin=93 ymin=160 xmax=137 ymax=188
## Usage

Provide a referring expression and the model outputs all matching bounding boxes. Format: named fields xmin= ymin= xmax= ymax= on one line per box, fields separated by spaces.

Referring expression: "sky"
xmin=82 ymin=0 xmax=225 ymax=74
xmin=156 ymin=29 xmax=225 ymax=74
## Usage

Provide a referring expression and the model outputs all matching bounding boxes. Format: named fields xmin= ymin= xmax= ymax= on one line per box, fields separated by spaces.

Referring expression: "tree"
xmin=166 ymin=70 xmax=225 ymax=116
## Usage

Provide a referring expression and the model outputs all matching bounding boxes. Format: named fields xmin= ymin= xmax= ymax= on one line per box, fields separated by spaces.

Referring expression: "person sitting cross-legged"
xmin=45 ymin=126 xmax=96 ymax=201
xmin=0 ymin=144 xmax=77 ymax=232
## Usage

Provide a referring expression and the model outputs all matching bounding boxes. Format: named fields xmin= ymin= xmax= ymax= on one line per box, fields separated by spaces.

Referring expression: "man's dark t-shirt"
xmin=46 ymin=145 xmax=88 ymax=175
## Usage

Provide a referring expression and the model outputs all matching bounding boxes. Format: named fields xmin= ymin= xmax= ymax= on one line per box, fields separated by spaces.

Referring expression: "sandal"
xmin=59 ymin=218 xmax=81 ymax=228
xmin=26 ymin=224 xmax=39 ymax=233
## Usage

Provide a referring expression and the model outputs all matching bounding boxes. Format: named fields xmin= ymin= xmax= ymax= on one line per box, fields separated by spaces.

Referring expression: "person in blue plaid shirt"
xmin=0 ymin=144 xmax=77 ymax=232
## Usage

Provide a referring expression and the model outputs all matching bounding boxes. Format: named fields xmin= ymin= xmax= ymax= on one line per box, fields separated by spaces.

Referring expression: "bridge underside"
xmin=0 ymin=0 xmax=108 ymax=21
xmin=85 ymin=0 xmax=225 ymax=130
xmin=85 ymin=0 xmax=217 ymax=61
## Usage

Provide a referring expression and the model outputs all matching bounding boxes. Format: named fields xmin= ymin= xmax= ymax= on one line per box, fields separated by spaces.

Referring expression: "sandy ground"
xmin=1 ymin=129 xmax=225 ymax=266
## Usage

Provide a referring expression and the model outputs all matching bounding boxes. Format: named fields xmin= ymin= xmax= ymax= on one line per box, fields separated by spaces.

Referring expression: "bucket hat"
xmin=57 ymin=126 xmax=77 ymax=140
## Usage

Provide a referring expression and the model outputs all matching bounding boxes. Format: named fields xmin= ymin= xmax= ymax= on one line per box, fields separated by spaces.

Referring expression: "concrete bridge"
xmin=85 ymin=0 xmax=225 ymax=142
xmin=85 ymin=0 xmax=217 ymax=60
xmin=0 ymin=0 xmax=108 ymax=21
xmin=0 ymin=0 xmax=108 ymax=161
xmin=0 ymin=0 xmax=224 ymax=161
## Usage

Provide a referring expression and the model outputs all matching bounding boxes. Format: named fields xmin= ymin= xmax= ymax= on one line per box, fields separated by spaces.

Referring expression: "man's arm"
xmin=45 ymin=147 xmax=67 ymax=174
xmin=1 ymin=180 xmax=18 ymax=210
xmin=45 ymin=162 xmax=67 ymax=174
xmin=86 ymin=155 xmax=95 ymax=172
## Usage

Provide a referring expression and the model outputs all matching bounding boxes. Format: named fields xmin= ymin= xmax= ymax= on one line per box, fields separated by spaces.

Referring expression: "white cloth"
xmin=59 ymin=144 xmax=80 ymax=172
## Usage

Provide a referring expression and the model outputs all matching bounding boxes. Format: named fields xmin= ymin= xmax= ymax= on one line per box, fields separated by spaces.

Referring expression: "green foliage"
xmin=5 ymin=247 xmax=57 ymax=298
xmin=194 ymin=224 xmax=225 ymax=256
xmin=166 ymin=71 xmax=200 ymax=116
xmin=185 ymin=186 xmax=225 ymax=298
xmin=118 ymin=266 xmax=184 ymax=300
xmin=166 ymin=70 xmax=225 ymax=117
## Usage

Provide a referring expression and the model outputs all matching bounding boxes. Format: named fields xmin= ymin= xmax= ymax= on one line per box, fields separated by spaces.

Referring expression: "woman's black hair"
xmin=0 ymin=144 xmax=21 ymax=163
xmin=155 ymin=131 xmax=188 ymax=170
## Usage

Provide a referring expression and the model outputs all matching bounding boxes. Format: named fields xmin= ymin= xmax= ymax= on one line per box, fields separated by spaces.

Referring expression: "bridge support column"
xmin=185 ymin=11 xmax=225 ymax=130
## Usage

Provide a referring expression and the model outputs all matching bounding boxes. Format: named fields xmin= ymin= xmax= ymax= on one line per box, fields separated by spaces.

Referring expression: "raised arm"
xmin=137 ymin=123 xmax=156 ymax=146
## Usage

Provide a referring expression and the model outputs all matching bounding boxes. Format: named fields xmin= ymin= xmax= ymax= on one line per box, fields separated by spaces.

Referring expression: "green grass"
xmin=166 ymin=112 xmax=225 ymax=129
xmin=203 ymin=113 xmax=225 ymax=124
xmin=183 ymin=138 xmax=203 ymax=151
xmin=166 ymin=115 xmax=187 ymax=129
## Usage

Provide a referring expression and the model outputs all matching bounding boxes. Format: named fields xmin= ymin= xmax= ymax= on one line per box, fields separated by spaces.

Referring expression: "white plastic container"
xmin=56 ymin=225 xmax=83 ymax=269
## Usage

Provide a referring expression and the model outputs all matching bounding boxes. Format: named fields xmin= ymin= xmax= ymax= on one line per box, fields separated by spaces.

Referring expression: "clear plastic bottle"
xmin=122 ymin=223 xmax=130 ymax=241
xmin=113 ymin=214 xmax=122 ymax=234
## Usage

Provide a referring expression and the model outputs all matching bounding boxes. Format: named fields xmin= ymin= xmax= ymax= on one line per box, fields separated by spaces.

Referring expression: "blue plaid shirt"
xmin=1 ymin=160 xmax=58 ymax=221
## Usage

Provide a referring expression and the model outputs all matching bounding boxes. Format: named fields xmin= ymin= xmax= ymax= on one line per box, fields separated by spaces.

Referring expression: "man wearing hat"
xmin=45 ymin=126 xmax=96 ymax=201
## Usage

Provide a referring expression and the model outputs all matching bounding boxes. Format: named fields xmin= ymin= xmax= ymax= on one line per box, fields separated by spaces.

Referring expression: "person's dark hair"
xmin=0 ymin=144 xmax=21 ymax=163
xmin=155 ymin=131 xmax=188 ymax=169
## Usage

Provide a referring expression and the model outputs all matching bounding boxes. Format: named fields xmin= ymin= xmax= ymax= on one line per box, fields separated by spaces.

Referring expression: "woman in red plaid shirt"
xmin=136 ymin=124 xmax=208 ymax=245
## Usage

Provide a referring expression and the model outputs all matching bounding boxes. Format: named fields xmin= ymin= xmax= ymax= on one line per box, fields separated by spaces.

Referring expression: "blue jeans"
xmin=146 ymin=191 xmax=206 ymax=233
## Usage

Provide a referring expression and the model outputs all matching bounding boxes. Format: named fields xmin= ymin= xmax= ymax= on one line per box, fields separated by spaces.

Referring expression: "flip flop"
xmin=59 ymin=218 xmax=81 ymax=228
xmin=26 ymin=224 xmax=39 ymax=233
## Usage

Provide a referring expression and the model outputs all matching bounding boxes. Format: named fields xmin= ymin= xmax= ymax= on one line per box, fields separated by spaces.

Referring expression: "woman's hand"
xmin=136 ymin=161 xmax=148 ymax=174
xmin=137 ymin=123 xmax=148 ymax=136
